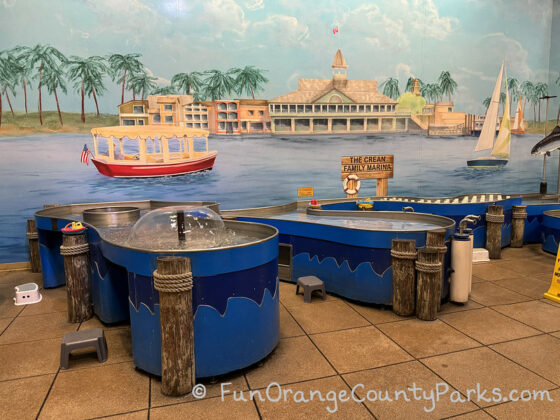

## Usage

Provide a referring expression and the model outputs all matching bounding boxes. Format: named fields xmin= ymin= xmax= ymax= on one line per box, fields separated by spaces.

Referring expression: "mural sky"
xmin=0 ymin=0 xmax=558 ymax=115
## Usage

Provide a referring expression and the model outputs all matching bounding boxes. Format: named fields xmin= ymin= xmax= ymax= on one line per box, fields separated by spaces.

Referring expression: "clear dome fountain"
xmin=127 ymin=206 xmax=228 ymax=250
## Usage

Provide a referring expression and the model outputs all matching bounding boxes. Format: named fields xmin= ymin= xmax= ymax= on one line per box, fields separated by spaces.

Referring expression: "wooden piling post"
xmin=26 ymin=219 xmax=41 ymax=273
xmin=426 ymin=230 xmax=447 ymax=311
xmin=485 ymin=204 xmax=504 ymax=259
xmin=376 ymin=179 xmax=388 ymax=196
xmin=415 ymin=248 xmax=441 ymax=321
xmin=511 ymin=205 xmax=527 ymax=248
xmin=153 ymin=256 xmax=195 ymax=396
xmin=60 ymin=230 xmax=92 ymax=323
xmin=391 ymin=239 xmax=417 ymax=316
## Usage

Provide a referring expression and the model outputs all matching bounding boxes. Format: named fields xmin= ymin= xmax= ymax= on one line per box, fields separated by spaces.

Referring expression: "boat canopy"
xmin=90 ymin=125 xmax=211 ymax=164
xmin=91 ymin=125 xmax=209 ymax=139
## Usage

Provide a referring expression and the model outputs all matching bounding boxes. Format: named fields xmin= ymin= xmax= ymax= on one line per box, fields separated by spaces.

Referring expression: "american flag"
xmin=80 ymin=144 xmax=91 ymax=165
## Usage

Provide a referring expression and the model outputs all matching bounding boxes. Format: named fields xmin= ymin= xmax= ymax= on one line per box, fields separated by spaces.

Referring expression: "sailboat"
xmin=511 ymin=95 xmax=526 ymax=135
xmin=467 ymin=62 xmax=511 ymax=169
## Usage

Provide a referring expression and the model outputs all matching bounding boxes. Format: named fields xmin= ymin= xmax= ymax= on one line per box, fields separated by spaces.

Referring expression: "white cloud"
xmin=70 ymin=28 xmax=90 ymax=39
xmin=342 ymin=4 xmax=409 ymax=52
xmin=395 ymin=63 xmax=413 ymax=80
xmin=252 ymin=15 xmax=309 ymax=47
xmin=410 ymin=0 xmax=458 ymax=40
xmin=2 ymin=0 xmax=16 ymax=8
xmin=241 ymin=0 xmax=264 ymax=10
xmin=454 ymin=67 xmax=495 ymax=83
xmin=478 ymin=33 xmax=532 ymax=79
xmin=145 ymin=67 xmax=171 ymax=86
xmin=200 ymin=0 xmax=250 ymax=37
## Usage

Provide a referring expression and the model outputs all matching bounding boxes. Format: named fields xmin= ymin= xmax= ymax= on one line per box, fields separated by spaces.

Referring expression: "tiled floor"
xmin=1 ymin=244 xmax=560 ymax=419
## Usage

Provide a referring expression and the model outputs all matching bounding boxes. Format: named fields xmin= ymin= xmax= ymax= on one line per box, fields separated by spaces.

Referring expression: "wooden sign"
xmin=341 ymin=155 xmax=394 ymax=179
xmin=297 ymin=187 xmax=314 ymax=198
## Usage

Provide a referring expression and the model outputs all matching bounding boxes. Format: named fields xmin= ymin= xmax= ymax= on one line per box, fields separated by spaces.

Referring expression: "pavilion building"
xmin=268 ymin=49 xmax=421 ymax=134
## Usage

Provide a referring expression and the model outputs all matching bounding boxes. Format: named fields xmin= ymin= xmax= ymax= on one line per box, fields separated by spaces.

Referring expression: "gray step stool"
xmin=60 ymin=328 xmax=108 ymax=369
xmin=296 ymin=276 xmax=326 ymax=303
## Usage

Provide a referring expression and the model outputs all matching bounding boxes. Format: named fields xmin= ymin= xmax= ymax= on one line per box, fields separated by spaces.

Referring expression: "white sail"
xmin=492 ymin=68 xmax=511 ymax=158
xmin=475 ymin=62 xmax=504 ymax=152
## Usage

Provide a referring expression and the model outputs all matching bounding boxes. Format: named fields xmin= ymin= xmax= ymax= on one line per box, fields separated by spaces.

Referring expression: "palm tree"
xmin=129 ymin=73 xmax=157 ymax=100
xmin=0 ymin=56 xmax=18 ymax=127
xmin=229 ymin=66 xmax=268 ymax=99
xmin=421 ymin=83 xmax=441 ymax=104
xmin=202 ymin=70 xmax=235 ymax=101
xmin=171 ymin=72 xmax=203 ymax=97
xmin=0 ymin=52 xmax=17 ymax=119
xmin=499 ymin=92 xmax=506 ymax=115
xmin=10 ymin=45 xmax=32 ymax=114
xmin=67 ymin=56 xmax=108 ymax=122
xmin=26 ymin=44 xmax=67 ymax=125
xmin=151 ymin=85 xmax=180 ymax=95
xmin=482 ymin=97 xmax=491 ymax=110
xmin=107 ymin=53 xmax=143 ymax=104
xmin=534 ymin=82 xmax=548 ymax=122
xmin=380 ymin=77 xmax=400 ymax=100
xmin=437 ymin=71 xmax=457 ymax=102
xmin=520 ymin=81 xmax=535 ymax=119
xmin=506 ymin=77 xmax=519 ymax=111
xmin=42 ymin=63 xmax=67 ymax=126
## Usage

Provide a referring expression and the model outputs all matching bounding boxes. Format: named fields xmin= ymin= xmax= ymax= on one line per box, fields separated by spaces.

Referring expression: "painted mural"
xmin=0 ymin=0 xmax=559 ymax=262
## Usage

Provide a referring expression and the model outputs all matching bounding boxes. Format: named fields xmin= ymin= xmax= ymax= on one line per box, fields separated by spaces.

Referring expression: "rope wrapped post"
xmin=391 ymin=239 xmax=417 ymax=316
xmin=485 ymin=205 xmax=504 ymax=259
xmin=26 ymin=219 xmax=41 ymax=273
xmin=415 ymin=247 xmax=441 ymax=321
xmin=511 ymin=205 xmax=527 ymax=248
xmin=426 ymin=230 xmax=447 ymax=311
xmin=60 ymin=230 xmax=92 ymax=323
xmin=154 ymin=256 xmax=195 ymax=396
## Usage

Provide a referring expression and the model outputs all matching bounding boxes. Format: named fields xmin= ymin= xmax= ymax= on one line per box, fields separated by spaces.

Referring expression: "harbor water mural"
xmin=0 ymin=0 xmax=559 ymax=263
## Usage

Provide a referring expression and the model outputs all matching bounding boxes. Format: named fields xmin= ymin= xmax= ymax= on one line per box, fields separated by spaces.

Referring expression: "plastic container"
xmin=450 ymin=233 xmax=471 ymax=303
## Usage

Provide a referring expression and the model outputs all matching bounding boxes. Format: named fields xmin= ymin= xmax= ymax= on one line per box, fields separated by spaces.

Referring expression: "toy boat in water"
xmin=468 ymin=63 xmax=510 ymax=169
xmin=89 ymin=126 xmax=217 ymax=178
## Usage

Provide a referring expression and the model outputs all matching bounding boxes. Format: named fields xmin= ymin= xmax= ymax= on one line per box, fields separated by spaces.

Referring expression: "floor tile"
xmin=471 ymin=275 xmax=490 ymax=284
xmin=244 ymin=335 xmax=335 ymax=389
xmin=150 ymin=395 xmax=259 ymax=420
xmin=0 ymin=317 xmax=11 ymax=334
xmin=286 ymin=300 xmax=369 ymax=334
xmin=0 ymin=311 xmax=77 ymax=345
xmin=448 ymin=410 xmax=494 ymax=419
xmin=471 ymin=263 xmax=516 ymax=281
xmin=378 ymin=319 xmax=480 ymax=358
xmin=439 ymin=300 xmax=484 ymax=314
xmin=78 ymin=316 xmax=130 ymax=331
xmin=439 ymin=308 xmax=539 ymax=344
xmin=0 ymin=338 xmax=60 ymax=381
xmin=492 ymin=300 xmax=560 ymax=332
xmin=343 ymin=361 xmax=477 ymax=419
xmin=151 ymin=371 xmax=248 ymax=407
xmin=19 ymin=286 xmax=67 ymax=317
xmin=40 ymin=362 xmax=149 ymax=419
xmin=0 ymin=286 xmax=25 ymax=319
xmin=469 ymin=282 xmax=532 ymax=306
xmin=490 ymin=334 xmax=560 ymax=385
xmin=279 ymin=305 xmax=304 ymax=338
xmin=0 ymin=374 xmax=54 ymax=419
xmin=255 ymin=376 xmax=373 ymax=419
xmin=97 ymin=410 xmax=148 ymax=419
xmin=493 ymin=258 xmax=553 ymax=276
xmin=0 ymin=271 xmax=43 ymax=288
xmin=492 ymin=276 xmax=550 ymax=299
xmin=279 ymin=281 xmax=337 ymax=308
xmin=310 ymin=326 xmax=412 ymax=373
xmin=500 ymin=245 xmax=548 ymax=261
xmin=485 ymin=388 xmax=560 ymax=419
xmin=421 ymin=347 xmax=555 ymax=407
xmin=347 ymin=301 xmax=408 ymax=324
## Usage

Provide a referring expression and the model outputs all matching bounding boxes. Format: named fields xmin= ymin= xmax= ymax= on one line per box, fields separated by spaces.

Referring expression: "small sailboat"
xmin=511 ymin=95 xmax=526 ymax=135
xmin=467 ymin=63 xmax=511 ymax=169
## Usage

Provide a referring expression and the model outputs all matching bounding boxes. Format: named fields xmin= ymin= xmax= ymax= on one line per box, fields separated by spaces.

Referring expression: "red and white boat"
xmin=89 ymin=126 xmax=217 ymax=178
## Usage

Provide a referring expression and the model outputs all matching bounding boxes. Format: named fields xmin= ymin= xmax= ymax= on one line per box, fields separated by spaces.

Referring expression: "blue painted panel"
xmin=89 ymin=229 xmax=129 ymax=324
xmin=37 ymin=228 xmax=65 ymax=288
xmin=128 ymin=281 xmax=279 ymax=378
xmin=320 ymin=202 xmax=359 ymax=211
xmin=128 ymin=258 xmax=278 ymax=315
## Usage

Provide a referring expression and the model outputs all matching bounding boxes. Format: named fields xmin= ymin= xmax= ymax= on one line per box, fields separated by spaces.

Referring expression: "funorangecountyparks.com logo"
xmin=190 ymin=382 xmax=555 ymax=413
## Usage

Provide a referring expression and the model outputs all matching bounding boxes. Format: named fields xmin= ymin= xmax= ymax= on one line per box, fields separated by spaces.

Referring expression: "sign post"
xmin=341 ymin=155 xmax=394 ymax=197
